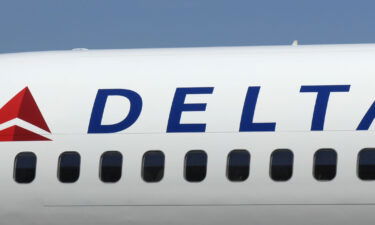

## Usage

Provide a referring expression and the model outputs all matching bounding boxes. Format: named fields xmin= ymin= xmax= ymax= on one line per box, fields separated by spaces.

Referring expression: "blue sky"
xmin=0 ymin=0 xmax=374 ymax=53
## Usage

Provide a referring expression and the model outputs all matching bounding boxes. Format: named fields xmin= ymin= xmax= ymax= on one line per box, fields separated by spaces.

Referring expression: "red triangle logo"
xmin=0 ymin=87 xmax=51 ymax=141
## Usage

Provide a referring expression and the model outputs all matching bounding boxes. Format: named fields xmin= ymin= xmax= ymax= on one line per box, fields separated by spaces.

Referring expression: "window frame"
xmin=184 ymin=150 xmax=208 ymax=183
xmin=313 ymin=148 xmax=337 ymax=181
xmin=226 ymin=149 xmax=250 ymax=182
xmin=14 ymin=152 xmax=37 ymax=184
xmin=141 ymin=150 xmax=165 ymax=183
xmin=357 ymin=148 xmax=375 ymax=181
xmin=269 ymin=149 xmax=294 ymax=182
xmin=99 ymin=151 xmax=123 ymax=183
xmin=57 ymin=151 xmax=81 ymax=183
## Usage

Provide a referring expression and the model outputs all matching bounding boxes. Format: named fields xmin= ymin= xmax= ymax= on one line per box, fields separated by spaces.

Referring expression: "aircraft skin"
xmin=0 ymin=44 xmax=373 ymax=225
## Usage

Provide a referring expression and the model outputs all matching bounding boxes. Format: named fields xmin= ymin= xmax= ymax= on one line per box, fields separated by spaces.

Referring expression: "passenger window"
xmin=185 ymin=150 xmax=207 ymax=182
xmin=14 ymin=152 xmax=37 ymax=183
xmin=314 ymin=149 xmax=337 ymax=181
xmin=227 ymin=150 xmax=250 ymax=182
xmin=358 ymin=148 xmax=375 ymax=180
xmin=270 ymin=149 xmax=293 ymax=181
xmin=100 ymin=151 xmax=123 ymax=183
xmin=58 ymin=152 xmax=81 ymax=183
xmin=142 ymin=151 xmax=164 ymax=182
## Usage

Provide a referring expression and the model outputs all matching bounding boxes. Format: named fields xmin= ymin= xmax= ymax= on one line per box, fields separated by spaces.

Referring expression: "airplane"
xmin=0 ymin=43 xmax=373 ymax=225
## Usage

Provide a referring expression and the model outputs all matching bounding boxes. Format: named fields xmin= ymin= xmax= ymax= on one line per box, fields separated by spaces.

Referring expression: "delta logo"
xmin=0 ymin=87 xmax=51 ymax=141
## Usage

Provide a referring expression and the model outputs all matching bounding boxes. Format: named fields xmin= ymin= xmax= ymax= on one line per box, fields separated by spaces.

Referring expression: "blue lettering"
xmin=357 ymin=101 xmax=375 ymax=130
xmin=300 ymin=85 xmax=350 ymax=131
xmin=167 ymin=87 xmax=214 ymax=133
xmin=88 ymin=89 xmax=142 ymax=133
xmin=240 ymin=87 xmax=276 ymax=132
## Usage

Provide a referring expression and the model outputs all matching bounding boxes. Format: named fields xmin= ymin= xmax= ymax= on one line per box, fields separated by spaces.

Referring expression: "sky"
xmin=0 ymin=0 xmax=375 ymax=53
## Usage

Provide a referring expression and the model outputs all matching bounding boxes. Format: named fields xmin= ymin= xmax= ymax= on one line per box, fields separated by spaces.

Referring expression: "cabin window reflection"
xmin=185 ymin=150 xmax=207 ymax=182
xmin=14 ymin=152 xmax=37 ymax=183
xmin=142 ymin=151 xmax=165 ymax=182
xmin=358 ymin=148 xmax=375 ymax=180
xmin=58 ymin=152 xmax=81 ymax=183
xmin=270 ymin=149 xmax=293 ymax=181
xmin=100 ymin=151 xmax=123 ymax=183
xmin=314 ymin=149 xmax=337 ymax=181
xmin=227 ymin=150 xmax=250 ymax=182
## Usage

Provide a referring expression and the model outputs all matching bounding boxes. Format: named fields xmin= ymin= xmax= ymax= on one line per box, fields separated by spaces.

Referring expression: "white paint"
xmin=0 ymin=44 xmax=373 ymax=225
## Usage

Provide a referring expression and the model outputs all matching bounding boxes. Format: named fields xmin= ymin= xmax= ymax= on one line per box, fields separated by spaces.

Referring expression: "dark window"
xmin=227 ymin=150 xmax=250 ymax=181
xmin=270 ymin=149 xmax=293 ymax=181
xmin=100 ymin=151 xmax=123 ymax=183
xmin=14 ymin=152 xmax=37 ymax=183
xmin=358 ymin=148 xmax=375 ymax=180
xmin=314 ymin=149 xmax=337 ymax=181
xmin=185 ymin=150 xmax=207 ymax=182
xmin=58 ymin=152 xmax=80 ymax=183
xmin=142 ymin=151 xmax=164 ymax=182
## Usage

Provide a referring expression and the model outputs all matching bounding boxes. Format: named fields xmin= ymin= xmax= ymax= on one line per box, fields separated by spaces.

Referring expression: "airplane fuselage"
xmin=0 ymin=44 xmax=373 ymax=225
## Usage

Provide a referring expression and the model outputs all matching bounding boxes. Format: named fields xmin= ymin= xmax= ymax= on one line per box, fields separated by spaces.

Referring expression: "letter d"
xmin=88 ymin=89 xmax=142 ymax=133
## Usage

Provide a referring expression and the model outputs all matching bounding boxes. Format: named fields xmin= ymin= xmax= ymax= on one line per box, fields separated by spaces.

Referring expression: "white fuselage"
xmin=0 ymin=44 xmax=373 ymax=225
